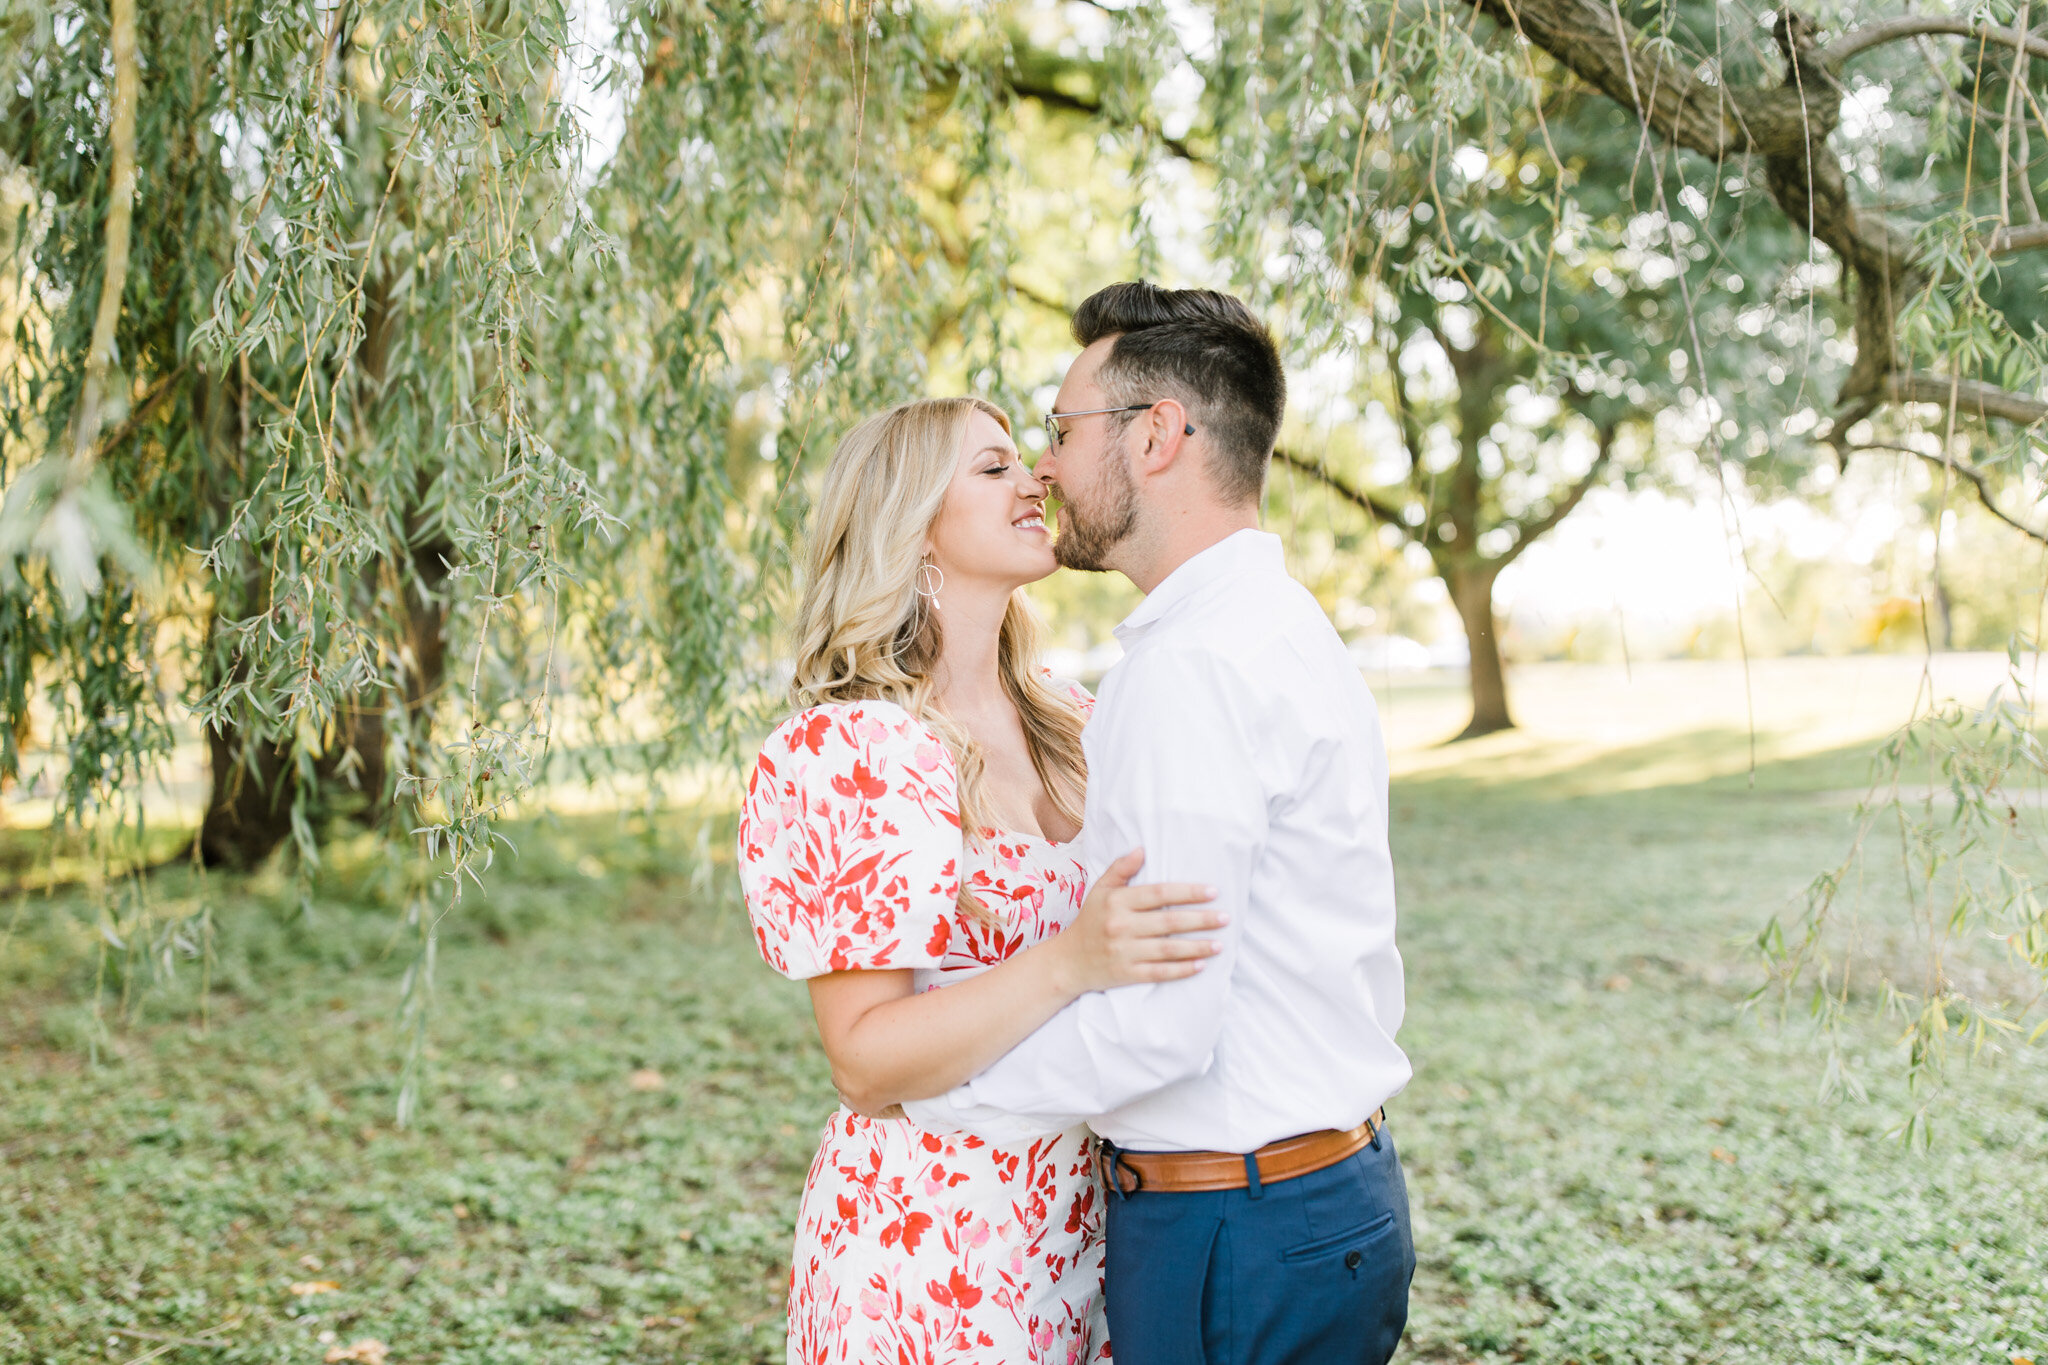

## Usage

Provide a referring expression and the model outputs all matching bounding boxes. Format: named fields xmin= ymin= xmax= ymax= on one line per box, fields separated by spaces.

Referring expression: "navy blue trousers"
xmin=1103 ymin=1129 xmax=1414 ymax=1365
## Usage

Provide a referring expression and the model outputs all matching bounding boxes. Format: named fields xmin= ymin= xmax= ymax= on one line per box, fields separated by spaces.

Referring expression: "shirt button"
xmin=1344 ymin=1249 xmax=1364 ymax=1271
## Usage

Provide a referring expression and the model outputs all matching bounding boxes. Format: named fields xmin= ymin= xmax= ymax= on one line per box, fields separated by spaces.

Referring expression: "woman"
xmin=737 ymin=397 xmax=1223 ymax=1364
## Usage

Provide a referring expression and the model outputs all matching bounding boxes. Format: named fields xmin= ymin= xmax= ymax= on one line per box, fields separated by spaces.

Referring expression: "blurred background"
xmin=3 ymin=1 xmax=2045 ymax=1362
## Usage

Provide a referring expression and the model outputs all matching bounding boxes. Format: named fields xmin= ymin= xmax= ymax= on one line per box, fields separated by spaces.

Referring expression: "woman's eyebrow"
xmin=974 ymin=445 xmax=1016 ymax=461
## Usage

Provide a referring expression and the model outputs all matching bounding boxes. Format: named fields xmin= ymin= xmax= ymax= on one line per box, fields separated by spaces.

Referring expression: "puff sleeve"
xmin=1044 ymin=671 xmax=1096 ymax=719
xmin=737 ymin=701 xmax=965 ymax=980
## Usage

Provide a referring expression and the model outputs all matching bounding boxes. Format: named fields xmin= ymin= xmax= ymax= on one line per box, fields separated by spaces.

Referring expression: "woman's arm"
xmin=806 ymin=850 xmax=1221 ymax=1115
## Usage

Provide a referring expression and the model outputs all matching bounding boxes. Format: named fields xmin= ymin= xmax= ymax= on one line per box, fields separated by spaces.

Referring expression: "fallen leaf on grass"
xmin=298 ymin=1255 xmax=323 ymax=1272
xmin=2011 ymin=1356 xmax=2033 ymax=1365
xmin=324 ymin=1339 xmax=388 ymax=1364
xmin=642 ymin=1314 xmax=695 ymax=1329
xmin=1710 ymin=1148 xmax=1737 ymax=1165
xmin=629 ymin=1068 xmax=665 ymax=1091
xmin=289 ymin=1280 xmax=339 ymax=1297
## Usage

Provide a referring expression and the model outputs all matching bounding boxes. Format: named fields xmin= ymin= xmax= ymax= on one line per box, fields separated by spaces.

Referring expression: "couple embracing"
xmin=737 ymin=282 xmax=1414 ymax=1364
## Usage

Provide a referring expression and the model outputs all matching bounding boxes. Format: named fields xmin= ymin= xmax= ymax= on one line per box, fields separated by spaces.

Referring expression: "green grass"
xmin=4 ymin=728 xmax=2046 ymax=1364
xmin=1389 ymin=745 xmax=2048 ymax=1364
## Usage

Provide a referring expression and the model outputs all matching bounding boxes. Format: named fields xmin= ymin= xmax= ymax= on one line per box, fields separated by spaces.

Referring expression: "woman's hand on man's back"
xmin=1047 ymin=848 xmax=1224 ymax=997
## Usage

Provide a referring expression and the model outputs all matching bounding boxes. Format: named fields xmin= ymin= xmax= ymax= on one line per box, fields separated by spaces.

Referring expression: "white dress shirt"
xmin=902 ymin=529 xmax=1410 ymax=1153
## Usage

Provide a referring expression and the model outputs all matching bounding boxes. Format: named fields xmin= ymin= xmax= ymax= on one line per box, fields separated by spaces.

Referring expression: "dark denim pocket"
xmin=1277 ymin=1209 xmax=1397 ymax=1263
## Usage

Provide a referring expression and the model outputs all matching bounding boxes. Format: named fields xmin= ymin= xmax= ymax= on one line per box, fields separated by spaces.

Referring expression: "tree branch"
xmin=1493 ymin=421 xmax=1619 ymax=568
xmin=92 ymin=362 xmax=188 ymax=459
xmin=1820 ymin=17 xmax=2048 ymax=69
xmin=1989 ymin=221 xmax=2048 ymax=256
xmin=1467 ymin=0 xmax=1816 ymax=162
xmin=1848 ymin=442 xmax=2048 ymax=546
xmin=1006 ymin=275 xmax=1070 ymax=317
xmin=1001 ymin=69 xmax=1198 ymax=162
xmin=1384 ymin=339 xmax=1430 ymax=486
xmin=1885 ymin=373 xmax=2048 ymax=426
xmin=1463 ymin=0 xmax=1932 ymax=418
xmin=1272 ymin=449 xmax=1411 ymax=529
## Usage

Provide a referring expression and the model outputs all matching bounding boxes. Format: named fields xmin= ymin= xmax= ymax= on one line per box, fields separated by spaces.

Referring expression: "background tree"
xmin=1026 ymin=0 xmax=2042 ymax=736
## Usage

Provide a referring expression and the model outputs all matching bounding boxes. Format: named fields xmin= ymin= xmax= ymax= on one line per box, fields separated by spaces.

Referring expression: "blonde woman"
xmin=737 ymin=397 xmax=1222 ymax=1363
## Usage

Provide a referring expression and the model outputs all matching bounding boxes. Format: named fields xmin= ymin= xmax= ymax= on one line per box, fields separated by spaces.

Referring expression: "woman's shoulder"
xmin=1035 ymin=667 xmax=1095 ymax=715
xmin=739 ymin=699 xmax=965 ymax=981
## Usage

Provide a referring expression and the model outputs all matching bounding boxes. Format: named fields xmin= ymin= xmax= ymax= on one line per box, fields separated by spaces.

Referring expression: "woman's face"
xmin=925 ymin=410 xmax=1054 ymax=593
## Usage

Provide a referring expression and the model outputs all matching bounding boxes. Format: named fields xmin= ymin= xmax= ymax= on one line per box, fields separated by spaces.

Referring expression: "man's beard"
xmin=1052 ymin=455 xmax=1138 ymax=571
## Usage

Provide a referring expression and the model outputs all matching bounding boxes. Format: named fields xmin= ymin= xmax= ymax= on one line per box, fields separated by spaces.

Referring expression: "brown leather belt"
xmin=1100 ymin=1110 xmax=1386 ymax=1195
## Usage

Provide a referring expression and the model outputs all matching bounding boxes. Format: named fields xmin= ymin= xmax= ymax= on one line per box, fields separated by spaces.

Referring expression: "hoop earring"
xmin=916 ymin=561 xmax=944 ymax=603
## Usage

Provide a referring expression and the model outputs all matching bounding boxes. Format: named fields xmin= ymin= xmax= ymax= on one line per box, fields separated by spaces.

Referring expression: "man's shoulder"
xmin=1190 ymin=569 xmax=1344 ymax=659
xmin=1127 ymin=571 xmax=1350 ymax=693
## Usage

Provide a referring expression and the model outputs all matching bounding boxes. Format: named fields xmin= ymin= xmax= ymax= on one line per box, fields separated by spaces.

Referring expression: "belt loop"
xmin=1243 ymin=1151 xmax=1264 ymax=1200
xmin=1100 ymin=1140 xmax=1141 ymax=1198
xmin=1367 ymin=1109 xmax=1385 ymax=1151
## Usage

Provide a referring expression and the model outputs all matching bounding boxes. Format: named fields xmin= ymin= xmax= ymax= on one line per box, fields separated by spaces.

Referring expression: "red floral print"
xmin=739 ymin=685 xmax=1114 ymax=1364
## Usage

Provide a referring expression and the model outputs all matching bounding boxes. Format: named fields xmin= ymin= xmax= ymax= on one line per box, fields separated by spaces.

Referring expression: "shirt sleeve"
xmin=902 ymin=648 xmax=1269 ymax=1136
xmin=737 ymin=703 xmax=965 ymax=980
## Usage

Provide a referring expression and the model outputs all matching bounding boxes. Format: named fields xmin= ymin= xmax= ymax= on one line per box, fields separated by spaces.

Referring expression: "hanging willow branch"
xmin=1 ymin=1 xmax=1014 ymax=1116
xmin=0 ymin=0 xmax=152 ymax=618
xmin=68 ymin=0 xmax=137 ymax=477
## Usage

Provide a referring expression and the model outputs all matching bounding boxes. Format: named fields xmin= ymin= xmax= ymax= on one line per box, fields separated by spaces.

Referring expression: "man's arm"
xmin=901 ymin=649 xmax=1269 ymax=1133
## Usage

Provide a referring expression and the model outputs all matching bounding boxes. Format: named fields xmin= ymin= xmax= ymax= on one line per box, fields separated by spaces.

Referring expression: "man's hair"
xmin=1071 ymin=282 xmax=1285 ymax=506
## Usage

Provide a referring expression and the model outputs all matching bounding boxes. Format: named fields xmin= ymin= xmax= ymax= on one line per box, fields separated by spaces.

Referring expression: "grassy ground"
xmin=4 ymin=660 xmax=2046 ymax=1364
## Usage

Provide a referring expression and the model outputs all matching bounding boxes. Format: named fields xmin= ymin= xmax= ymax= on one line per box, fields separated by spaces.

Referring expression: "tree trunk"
xmin=197 ymin=717 xmax=298 ymax=869
xmin=1447 ymin=560 xmax=1513 ymax=739
xmin=329 ymin=530 xmax=452 ymax=821
xmin=196 ymin=544 xmax=449 ymax=869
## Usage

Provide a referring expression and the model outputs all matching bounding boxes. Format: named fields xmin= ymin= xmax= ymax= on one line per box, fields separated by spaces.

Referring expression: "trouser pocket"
xmin=1278 ymin=1209 xmax=1398 ymax=1267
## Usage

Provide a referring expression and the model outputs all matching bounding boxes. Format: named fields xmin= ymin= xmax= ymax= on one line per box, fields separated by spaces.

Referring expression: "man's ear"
xmin=1134 ymin=398 xmax=1192 ymax=476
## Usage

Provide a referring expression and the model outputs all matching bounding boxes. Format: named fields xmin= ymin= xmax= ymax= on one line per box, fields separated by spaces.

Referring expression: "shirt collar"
xmin=1113 ymin=528 xmax=1284 ymax=643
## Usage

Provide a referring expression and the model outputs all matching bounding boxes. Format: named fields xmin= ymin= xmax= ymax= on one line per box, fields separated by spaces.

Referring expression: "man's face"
xmin=1038 ymin=339 xmax=1139 ymax=572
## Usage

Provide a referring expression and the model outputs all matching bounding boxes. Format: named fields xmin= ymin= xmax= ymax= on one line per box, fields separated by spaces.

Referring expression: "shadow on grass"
xmin=1394 ymin=724 xmax=1898 ymax=802
xmin=0 ymin=803 xmax=746 ymax=1043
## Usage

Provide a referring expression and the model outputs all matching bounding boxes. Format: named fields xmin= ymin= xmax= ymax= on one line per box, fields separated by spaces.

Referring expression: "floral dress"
xmin=737 ymin=690 xmax=1111 ymax=1365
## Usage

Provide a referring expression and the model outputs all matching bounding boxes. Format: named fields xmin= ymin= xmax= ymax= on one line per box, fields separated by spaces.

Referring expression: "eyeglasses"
xmin=1042 ymin=402 xmax=1197 ymax=450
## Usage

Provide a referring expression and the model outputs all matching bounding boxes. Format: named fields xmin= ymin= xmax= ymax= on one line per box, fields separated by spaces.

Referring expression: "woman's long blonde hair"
xmin=790 ymin=398 xmax=1088 ymax=912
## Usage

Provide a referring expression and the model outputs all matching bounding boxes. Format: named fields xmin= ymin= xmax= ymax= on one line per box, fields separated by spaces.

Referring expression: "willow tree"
xmin=1212 ymin=5 xmax=1806 ymax=736
xmin=1 ymin=1 xmax=1021 ymax=1107
xmin=1054 ymin=0 xmax=2043 ymax=737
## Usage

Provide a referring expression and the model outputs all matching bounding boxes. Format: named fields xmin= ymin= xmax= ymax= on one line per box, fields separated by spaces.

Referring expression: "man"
xmin=901 ymin=282 xmax=1415 ymax=1364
